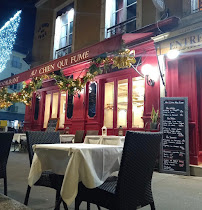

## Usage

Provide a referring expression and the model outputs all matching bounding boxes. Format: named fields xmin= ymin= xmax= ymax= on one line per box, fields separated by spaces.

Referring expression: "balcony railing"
xmin=107 ymin=17 xmax=136 ymax=38
xmin=55 ymin=44 xmax=72 ymax=59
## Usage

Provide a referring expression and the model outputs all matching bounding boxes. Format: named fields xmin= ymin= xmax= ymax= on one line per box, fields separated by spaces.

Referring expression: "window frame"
xmin=103 ymin=73 xmax=145 ymax=130
xmin=88 ymin=82 xmax=98 ymax=119
xmin=54 ymin=7 xmax=74 ymax=58
xmin=106 ymin=0 xmax=137 ymax=37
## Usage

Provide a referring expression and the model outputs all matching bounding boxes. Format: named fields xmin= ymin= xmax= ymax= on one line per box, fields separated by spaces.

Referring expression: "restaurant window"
xmin=66 ymin=94 xmax=74 ymax=119
xmin=105 ymin=0 xmax=137 ymax=37
xmin=54 ymin=4 xmax=74 ymax=59
xmin=51 ymin=92 xmax=59 ymax=118
xmin=88 ymin=82 xmax=97 ymax=118
xmin=117 ymin=79 xmax=128 ymax=128
xmin=34 ymin=97 xmax=40 ymax=121
xmin=104 ymin=82 xmax=114 ymax=128
xmin=43 ymin=94 xmax=51 ymax=128
xmin=59 ymin=92 xmax=66 ymax=128
xmin=132 ymin=77 xmax=144 ymax=128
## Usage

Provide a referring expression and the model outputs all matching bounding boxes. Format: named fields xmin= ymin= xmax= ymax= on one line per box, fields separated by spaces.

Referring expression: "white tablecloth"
xmin=28 ymin=143 xmax=123 ymax=205
xmin=84 ymin=135 xmax=125 ymax=146
xmin=12 ymin=133 xmax=26 ymax=143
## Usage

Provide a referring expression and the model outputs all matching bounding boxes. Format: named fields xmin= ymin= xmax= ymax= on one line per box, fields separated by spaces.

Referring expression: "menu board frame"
xmin=160 ymin=97 xmax=189 ymax=175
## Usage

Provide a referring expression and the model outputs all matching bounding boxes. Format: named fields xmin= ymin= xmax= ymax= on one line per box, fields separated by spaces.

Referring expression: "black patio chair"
xmin=86 ymin=130 xmax=99 ymax=136
xmin=24 ymin=131 xmax=68 ymax=210
xmin=73 ymin=130 xmax=85 ymax=143
xmin=75 ymin=131 xmax=162 ymax=210
xmin=0 ymin=132 xmax=14 ymax=195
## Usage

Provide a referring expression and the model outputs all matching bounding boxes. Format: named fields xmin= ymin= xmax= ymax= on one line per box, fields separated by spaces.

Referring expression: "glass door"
xmin=117 ymin=79 xmax=128 ymax=128
xmin=59 ymin=92 xmax=66 ymax=128
xmin=43 ymin=94 xmax=51 ymax=128
xmin=104 ymin=82 xmax=114 ymax=128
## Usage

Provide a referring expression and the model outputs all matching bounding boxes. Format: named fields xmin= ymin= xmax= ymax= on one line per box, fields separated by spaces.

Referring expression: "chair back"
xmin=0 ymin=132 xmax=14 ymax=178
xmin=116 ymin=131 xmax=162 ymax=209
xmin=26 ymin=131 xmax=60 ymax=166
xmin=74 ymin=130 xmax=84 ymax=143
xmin=86 ymin=130 xmax=99 ymax=136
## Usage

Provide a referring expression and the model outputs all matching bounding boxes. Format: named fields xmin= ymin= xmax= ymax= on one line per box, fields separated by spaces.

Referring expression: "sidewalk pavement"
xmin=0 ymin=151 xmax=202 ymax=210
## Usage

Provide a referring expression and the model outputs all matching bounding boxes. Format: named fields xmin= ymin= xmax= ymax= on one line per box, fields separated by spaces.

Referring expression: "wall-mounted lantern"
xmin=141 ymin=64 xmax=157 ymax=86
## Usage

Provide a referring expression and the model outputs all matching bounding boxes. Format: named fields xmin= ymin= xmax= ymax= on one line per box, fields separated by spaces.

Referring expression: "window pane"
xmin=116 ymin=0 xmax=123 ymax=10
xmin=51 ymin=93 xmax=59 ymax=118
xmin=67 ymin=94 xmax=74 ymax=119
xmin=61 ymin=25 xmax=67 ymax=37
xmin=68 ymin=46 xmax=72 ymax=54
xmin=69 ymin=34 xmax=72 ymax=45
xmin=127 ymin=3 xmax=136 ymax=19
xmin=61 ymin=13 xmax=68 ymax=25
xmin=126 ymin=18 xmax=136 ymax=32
xmin=117 ymin=79 xmax=128 ymax=128
xmin=104 ymin=82 xmax=114 ymax=128
xmin=34 ymin=97 xmax=40 ymax=121
xmin=70 ymin=21 xmax=73 ymax=33
xmin=59 ymin=92 xmax=66 ymax=128
xmin=88 ymin=83 xmax=97 ymax=118
xmin=44 ymin=94 xmax=51 ymax=128
xmin=60 ymin=37 xmax=67 ymax=48
xmin=127 ymin=0 xmax=136 ymax=6
xmin=132 ymin=77 xmax=145 ymax=128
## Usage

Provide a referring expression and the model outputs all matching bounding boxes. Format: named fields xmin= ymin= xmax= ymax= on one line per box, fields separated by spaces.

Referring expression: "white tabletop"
xmin=28 ymin=143 xmax=123 ymax=206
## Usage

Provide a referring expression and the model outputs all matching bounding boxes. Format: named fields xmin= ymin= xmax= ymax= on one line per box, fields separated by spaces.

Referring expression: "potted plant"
xmin=150 ymin=106 xmax=159 ymax=130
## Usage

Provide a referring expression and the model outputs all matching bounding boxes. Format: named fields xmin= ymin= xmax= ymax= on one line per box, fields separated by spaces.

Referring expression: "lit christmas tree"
xmin=0 ymin=10 xmax=22 ymax=73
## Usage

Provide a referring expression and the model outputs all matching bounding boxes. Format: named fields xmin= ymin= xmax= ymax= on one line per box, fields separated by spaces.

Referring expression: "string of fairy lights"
xmin=0 ymin=10 xmax=22 ymax=73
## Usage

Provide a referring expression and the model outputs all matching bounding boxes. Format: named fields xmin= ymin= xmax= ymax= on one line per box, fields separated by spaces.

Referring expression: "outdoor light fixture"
xmin=141 ymin=64 xmax=155 ymax=86
xmin=167 ymin=49 xmax=180 ymax=59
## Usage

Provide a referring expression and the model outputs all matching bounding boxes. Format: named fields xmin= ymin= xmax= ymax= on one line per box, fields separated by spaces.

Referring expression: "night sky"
xmin=0 ymin=0 xmax=36 ymax=55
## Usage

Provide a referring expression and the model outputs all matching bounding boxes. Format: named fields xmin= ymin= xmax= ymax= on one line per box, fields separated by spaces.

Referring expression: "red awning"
xmin=0 ymin=33 xmax=152 ymax=88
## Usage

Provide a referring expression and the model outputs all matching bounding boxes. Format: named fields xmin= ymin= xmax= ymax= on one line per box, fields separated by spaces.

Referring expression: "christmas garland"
xmin=0 ymin=49 xmax=136 ymax=109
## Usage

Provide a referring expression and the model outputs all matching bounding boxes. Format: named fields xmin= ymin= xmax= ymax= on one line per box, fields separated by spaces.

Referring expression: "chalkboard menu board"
xmin=160 ymin=97 xmax=189 ymax=175
xmin=46 ymin=118 xmax=58 ymax=132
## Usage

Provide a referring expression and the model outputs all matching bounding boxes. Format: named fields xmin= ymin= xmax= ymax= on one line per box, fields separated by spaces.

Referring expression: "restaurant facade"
xmin=2 ymin=0 xmax=202 ymax=165
xmin=22 ymin=32 xmax=165 ymax=135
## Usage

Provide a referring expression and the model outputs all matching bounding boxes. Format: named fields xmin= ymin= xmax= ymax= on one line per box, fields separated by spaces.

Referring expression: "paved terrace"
xmin=0 ymin=151 xmax=202 ymax=210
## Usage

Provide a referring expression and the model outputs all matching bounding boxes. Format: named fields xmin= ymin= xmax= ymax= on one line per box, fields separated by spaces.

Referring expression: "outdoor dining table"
xmin=28 ymin=143 xmax=123 ymax=206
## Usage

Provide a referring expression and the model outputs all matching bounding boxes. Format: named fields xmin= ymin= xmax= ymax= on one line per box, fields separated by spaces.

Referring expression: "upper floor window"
xmin=11 ymin=56 xmax=22 ymax=69
xmin=106 ymin=0 xmax=137 ymax=38
xmin=54 ymin=5 xmax=74 ymax=59
xmin=10 ymin=73 xmax=19 ymax=90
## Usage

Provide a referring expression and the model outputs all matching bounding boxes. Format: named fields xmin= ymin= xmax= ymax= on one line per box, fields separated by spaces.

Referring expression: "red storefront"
xmin=153 ymin=22 xmax=202 ymax=165
xmin=22 ymin=33 xmax=161 ymax=136
xmin=2 ymin=17 xmax=189 ymax=161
